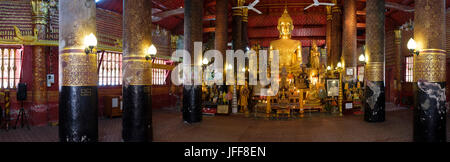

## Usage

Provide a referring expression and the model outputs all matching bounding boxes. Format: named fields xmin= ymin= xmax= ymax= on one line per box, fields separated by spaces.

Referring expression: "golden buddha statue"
xmin=269 ymin=7 xmax=302 ymax=73
xmin=304 ymin=41 xmax=323 ymax=107
xmin=310 ymin=40 xmax=320 ymax=70
xmin=305 ymin=85 xmax=321 ymax=105
xmin=239 ymin=82 xmax=250 ymax=116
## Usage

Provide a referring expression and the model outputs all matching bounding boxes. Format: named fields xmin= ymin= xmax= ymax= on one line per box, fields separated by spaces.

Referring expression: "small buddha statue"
xmin=310 ymin=40 xmax=320 ymax=70
xmin=269 ymin=7 xmax=302 ymax=74
xmin=240 ymin=82 xmax=250 ymax=116
xmin=353 ymin=91 xmax=360 ymax=100
xmin=279 ymin=67 xmax=289 ymax=90
xmin=305 ymin=86 xmax=321 ymax=105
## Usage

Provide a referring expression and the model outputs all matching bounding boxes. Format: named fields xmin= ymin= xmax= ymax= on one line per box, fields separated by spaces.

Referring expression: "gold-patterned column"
xmin=326 ymin=6 xmax=332 ymax=66
xmin=58 ymin=0 xmax=98 ymax=142
xmin=330 ymin=0 xmax=342 ymax=69
xmin=412 ymin=0 xmax=447 ymax=142
xmin=394 ymin=29 xmax=402 ymax=101
xmin=31 ymin=0 xmax=49 ymax=126
xmin=122 ymin=0 xmax=153 ymax=142
xmin=364 ymin=0 xmax=385 ymax=122
xmin=342 ymin=0 xmax=357 ymax=80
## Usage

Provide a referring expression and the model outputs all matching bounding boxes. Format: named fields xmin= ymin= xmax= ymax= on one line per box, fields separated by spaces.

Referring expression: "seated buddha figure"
xmin=269 ymin=7 xmax=302 ymax=74
xmin=305 ymin=86 xmax=321 ymax=105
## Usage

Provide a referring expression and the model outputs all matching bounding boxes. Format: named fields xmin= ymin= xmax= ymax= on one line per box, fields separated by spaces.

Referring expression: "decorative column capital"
xmin=413 ymin=49 xmax=446 ymax=82
xmin=237 ymin=0 xmax=245 ymax=7
xmin=31 ymin=0 xmax=49 ymax=25
xmin=326 ymin=6 xmax=333 ymax=21
xmin=366 ymin=62 xmax=384 ymax=82
xmin=242 ymin=8 xmax=248 ymax=22
xmin=233 ymin=0 xmax=246 ymax=16
xmin=331 ymin=0 xmax=341 ymax=13
xmin=394 ymin=29 xmax=401 ymax=44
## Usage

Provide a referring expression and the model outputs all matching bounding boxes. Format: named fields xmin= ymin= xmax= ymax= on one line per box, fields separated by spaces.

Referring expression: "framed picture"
xmin=326 ymin=79 xmax=339 ymax=97
xmin=345 ymin=103 xmax=353 ymax=109
xmin=346 ymin=68 xmax=354 ymax=76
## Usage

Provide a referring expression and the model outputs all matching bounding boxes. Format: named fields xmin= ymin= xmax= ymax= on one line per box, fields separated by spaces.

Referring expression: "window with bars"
xmin=98 ymin=51 xmax=122 ymax=86
xmin=152 ymin=59 xmax=168 ymax=85
xmin=97 ymin=52 xmax=169 ymax=86
xmin=357 ymin=65 xmax=364 ymax=82
xmin=0 ymin=46 xmax=22 ymax=89
xmin=405 ymin=56 xmax=413 ymax=82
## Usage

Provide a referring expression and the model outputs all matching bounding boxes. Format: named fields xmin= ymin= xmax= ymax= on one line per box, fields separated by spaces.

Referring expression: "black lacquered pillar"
xmin=242 ymin=7 xmax=249 ymax=51
xmin=364 ymin=0 xmax=385 ymax=122
xmin=58 ymin=0 xmax=98 ymax=142
xmin=413 ymin=0 xmax=446 ymax=142
xmin=232 ymin=0 xmax=244 ymax=50
xmin=122 ymin=0 xmax=153 ymax=142
xmin=215 ymin=0 xmax=228 ymax=60
xmin=183 ymin=0 xmax=204 ymax=123
xmin=330 ymin=0 xmax=342 ymax=69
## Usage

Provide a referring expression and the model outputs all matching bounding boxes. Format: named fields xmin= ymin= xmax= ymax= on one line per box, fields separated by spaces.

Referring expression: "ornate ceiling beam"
xmin=250 ymin=36 xmax=326 ymax=40
xmin=153 ymin=8 xmax=184 ymax=19
xmin=248 ymin=24 xmax=325 ymax=29
xmin=385 ymin=2 xmax=414 ymax=12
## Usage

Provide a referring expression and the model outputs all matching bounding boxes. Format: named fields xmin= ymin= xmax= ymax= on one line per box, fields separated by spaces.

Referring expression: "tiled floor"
xmin=0 ymin=103 xmax=449 ymax=142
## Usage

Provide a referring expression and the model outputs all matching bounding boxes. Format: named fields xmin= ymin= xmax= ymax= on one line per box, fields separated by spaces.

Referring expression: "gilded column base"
xmin=364 ymin=81 xmax=385 ymax=122
xmin=183 ymin=85 xmax=202 ymax=123
xmin=59 ymin=86 xmax=98 ymax=142
xmin=122 ymin=85 xmax=152 ymax=142
xmin=413 ymin=81 xmax=447 ymax=142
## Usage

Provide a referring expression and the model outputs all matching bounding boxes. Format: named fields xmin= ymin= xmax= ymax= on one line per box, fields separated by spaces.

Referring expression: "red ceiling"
xmin=96 ymin=0 xmax=450 ymax=47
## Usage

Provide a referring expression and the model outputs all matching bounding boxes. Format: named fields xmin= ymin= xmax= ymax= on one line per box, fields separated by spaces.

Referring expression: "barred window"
xmin=405 ymin=56 xmax=413 ymax=82
xmin=97 ymin=53 xmax=168 ymax=86
xmin=357 ymin=65 xmax=364 ymax=82
xmin=152 ymin=59 xmax=168 ymax=85
xmin=98 ymin=51 xmax=122 ymax=86
xmin=0 ymin=46 xmax=22 ymax=89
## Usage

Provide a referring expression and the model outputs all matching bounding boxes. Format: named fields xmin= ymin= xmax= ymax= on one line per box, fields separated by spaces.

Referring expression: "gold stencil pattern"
xmin=232 ymin=0 xmax=245 ymax=16
xmin=123 ymin=58 xmax=152 ymax=86
xmin=242 ymin=8 xmax=248 ymax=22
xmin=60 ymin=52 xmax=98 ymax=86
xmin=366 ymin=62 xmax=384 ymax=81
xmin=413 ymin=49 xmax=446 ymax=82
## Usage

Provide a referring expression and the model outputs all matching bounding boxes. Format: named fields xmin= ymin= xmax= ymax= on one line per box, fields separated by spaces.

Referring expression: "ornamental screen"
xmin=0 ymin=46 xmax=22 ymax=89
xmin=97 ymin=52 xmax=168 ymax=86
xmin=152 ymin=59 xmax=168 ymax=85
xmin=357 ymin=65 xmax=364 ymax=82
xmin=405 ymin=56 xmax=413 ymax=82
xmin=98 ymin=51 xmax=122 ymax=86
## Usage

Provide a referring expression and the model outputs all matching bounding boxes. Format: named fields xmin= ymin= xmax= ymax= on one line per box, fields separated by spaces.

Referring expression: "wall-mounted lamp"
xmin=407 ymin=38 xmax=420 ymax=56
xmin=84 ymin=33 xmax=97 ymax=54
xmin=359 ymin=54 xmax=366 ymax=63
xmin=336 ymin=62 xmax=342 ymax=69
xmin=202 ymin=57 xmax=214 ymax=68
xmin=327 ymin=66 xmax=331 ymax=71
xmin=145 ymin=44 xmax=157 ymax=60
xmin=202 ymin=58 xmax=209 ymax=65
